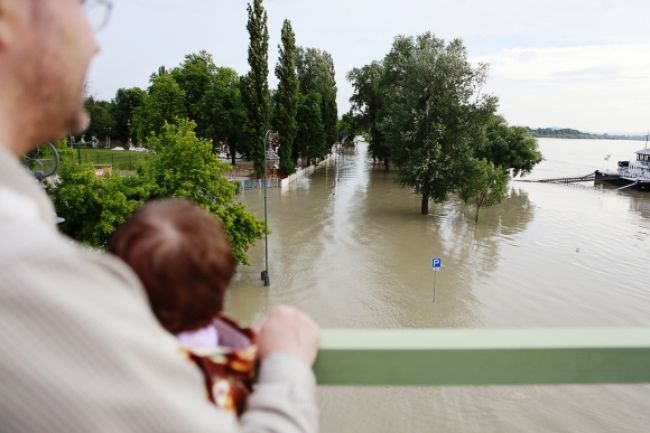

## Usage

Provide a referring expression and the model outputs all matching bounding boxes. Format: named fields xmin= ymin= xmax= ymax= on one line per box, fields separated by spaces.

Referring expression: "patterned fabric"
xmin=182 ymin=317 xmax=257 ymax=416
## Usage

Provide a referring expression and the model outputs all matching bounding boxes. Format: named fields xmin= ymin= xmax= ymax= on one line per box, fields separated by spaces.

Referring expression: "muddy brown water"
xmin=225 ymin=138 xmax=650 ymax=433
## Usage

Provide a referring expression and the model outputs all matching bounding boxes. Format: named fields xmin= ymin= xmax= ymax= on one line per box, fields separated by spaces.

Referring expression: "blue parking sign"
xmin=432 ymin=258 xmax=442 ymax=270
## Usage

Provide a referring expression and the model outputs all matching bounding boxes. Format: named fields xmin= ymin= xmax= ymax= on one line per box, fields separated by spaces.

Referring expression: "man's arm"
xmin=0 ymin=230 xmax=319 ymax=433
xmin=242 ymin=306 xmax=321 ymax=433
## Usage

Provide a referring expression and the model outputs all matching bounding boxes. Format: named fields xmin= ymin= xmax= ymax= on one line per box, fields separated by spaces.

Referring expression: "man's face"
xmin=20 ymin=0 xmax=100 ymax=140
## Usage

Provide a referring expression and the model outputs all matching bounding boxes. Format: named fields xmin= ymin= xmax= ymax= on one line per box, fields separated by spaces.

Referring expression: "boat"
xmin=595 ymin=147 xmax=650 ymax=190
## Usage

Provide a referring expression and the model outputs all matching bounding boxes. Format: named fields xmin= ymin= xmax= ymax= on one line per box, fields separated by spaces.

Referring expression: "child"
xmin=109 ymin=198 xmax=254 ymax=415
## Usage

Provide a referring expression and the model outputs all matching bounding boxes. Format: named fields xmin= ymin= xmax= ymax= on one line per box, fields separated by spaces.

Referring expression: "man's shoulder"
xmin=0 ymin=219 xmax=67 ymax=264
xmin=0 ymin=221 xmax=144 ymax=302
xmin=0 ymin=230 xmax=240 ymax=433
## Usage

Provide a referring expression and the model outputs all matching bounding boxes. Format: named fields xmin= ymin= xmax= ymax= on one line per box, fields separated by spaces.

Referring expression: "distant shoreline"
xmin=527 ymin=127 xmax=647 ymax=141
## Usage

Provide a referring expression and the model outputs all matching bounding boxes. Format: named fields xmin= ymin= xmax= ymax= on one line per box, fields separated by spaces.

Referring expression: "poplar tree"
xmin=297 ymin=47 xmax=338 ymax=156
xmin=295 ymin=92 xmax=325 ymax=165
xmin=243 ymin=0 xmax=270 ymax=177
xmin=274 ymin=19 xmax=298 ymax=176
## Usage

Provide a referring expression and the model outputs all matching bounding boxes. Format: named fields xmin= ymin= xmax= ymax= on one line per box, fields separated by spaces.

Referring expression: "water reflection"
xmin=465 ymin=188 xmax=535 ymax=275
xmin=628 ymin=191 xmax=650 ymax=219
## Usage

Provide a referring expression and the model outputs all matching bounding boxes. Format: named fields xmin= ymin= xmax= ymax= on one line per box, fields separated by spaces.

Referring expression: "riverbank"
xmin=228 ymin=151 xmax=337 ymax=191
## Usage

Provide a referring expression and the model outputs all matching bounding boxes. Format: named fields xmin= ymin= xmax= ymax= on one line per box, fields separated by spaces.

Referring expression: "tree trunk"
xmin=383 ymin=159 xmax=390 ymax=171
xmin=421 ymin=193 xmax=429 ymax=215
xmin=475 ymin=196 xmax=485 ymax=223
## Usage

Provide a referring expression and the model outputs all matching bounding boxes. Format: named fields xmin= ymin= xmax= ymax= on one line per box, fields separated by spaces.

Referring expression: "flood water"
xmin=225 ymin=138 xmax=650 ymax=433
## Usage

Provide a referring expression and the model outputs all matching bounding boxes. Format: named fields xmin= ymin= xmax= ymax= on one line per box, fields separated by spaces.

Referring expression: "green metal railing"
xmin=313 ymin=329 xmax=650 ymax=386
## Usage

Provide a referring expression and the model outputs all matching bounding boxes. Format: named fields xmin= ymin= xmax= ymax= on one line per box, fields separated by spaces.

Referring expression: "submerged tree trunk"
xmin=474 ymin=196 xmax=485 ymax=223
xmin=421 ymin=193 xmax=429 ymax=215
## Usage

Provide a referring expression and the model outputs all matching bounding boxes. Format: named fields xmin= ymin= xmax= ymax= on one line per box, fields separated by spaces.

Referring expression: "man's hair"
xmin=109 ymin=199 xmax=237 ymax=334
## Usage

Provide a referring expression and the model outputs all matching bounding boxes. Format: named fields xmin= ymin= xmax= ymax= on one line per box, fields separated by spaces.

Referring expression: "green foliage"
xmin=274 ymin=19 xmax=299 ymax=177
xmin=297 ymin=47 xmax=338 ymax=150
xmin=51 ymin=163 xmax=147 ymax=247
xmin=347 ymin=61 xmax=387 ymax=167
xmin=378 ymin=33 xmax=495 ymax=214
xmin=295 ymin=92 xmax=326 ymax=164
xmin=527 ymin=127 xmax=645 ymax=141
xmin=200 ymin=68 xmax=248 ymax=164
xmin=479 ymin=116 xmax=543 ymax=176
xmin=243 ymin=0 xmax=271 ymax=177
xmin=171 ymin=51 xmax=217 ymax=124
xmin=146 ymin=51 xmax=249 ymax=164
xmin=134 ymin=74 xmax=186 ymax=139
xmin=336 ymin=111 xmax=356 ymax=144
xmin=85 ymin=97 xmax=115 ymax=140
xmin=112 ymin=87 xmax=146 ymax=143
xmin=142 ymin=120 xmax=234 ymax=202
xmin=458 ymin=159 xmax=509 ymax=223
xmin=348 ymin=33 xmax=544 ymax=219
xmin=53 ymin=138 xmax=75 ymax=160
xmin=50 ymin=120 xmax=263 ymax=264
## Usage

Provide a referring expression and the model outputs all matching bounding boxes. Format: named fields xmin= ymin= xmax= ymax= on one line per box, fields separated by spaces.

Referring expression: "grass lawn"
xmin=75 ymin=148 xmax=151 ymax=171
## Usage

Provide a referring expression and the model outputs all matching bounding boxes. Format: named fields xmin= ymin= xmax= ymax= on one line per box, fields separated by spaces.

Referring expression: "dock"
xmin=514 ymin=172 xmax=596 ymax=184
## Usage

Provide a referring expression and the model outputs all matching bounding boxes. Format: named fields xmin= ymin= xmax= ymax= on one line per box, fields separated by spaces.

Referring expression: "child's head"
xmin=109 ymin=198 xmax=236 ymax=334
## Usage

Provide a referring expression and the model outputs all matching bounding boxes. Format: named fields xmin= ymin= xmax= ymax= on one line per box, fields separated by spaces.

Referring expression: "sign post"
xmin=432 ymin=258 xmax=442 ymax=302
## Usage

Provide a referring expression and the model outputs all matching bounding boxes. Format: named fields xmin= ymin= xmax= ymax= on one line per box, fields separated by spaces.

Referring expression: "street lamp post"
xmin=261 ymin=130 xmax=279 ymax=287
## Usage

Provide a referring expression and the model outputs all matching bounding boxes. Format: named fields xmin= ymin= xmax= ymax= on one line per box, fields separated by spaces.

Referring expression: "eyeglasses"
xmin=84 ymin=0 xmax=113 ymax=32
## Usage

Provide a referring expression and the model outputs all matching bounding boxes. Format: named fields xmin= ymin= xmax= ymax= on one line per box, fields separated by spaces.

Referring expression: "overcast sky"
xmin=87 ymin=0 xmax=650 ymax=134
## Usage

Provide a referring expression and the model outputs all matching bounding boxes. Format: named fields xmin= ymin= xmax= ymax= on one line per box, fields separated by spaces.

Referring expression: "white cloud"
xmin=474 ymin=45 xmax=650 ymax=133
xmin=88 ymin=0 xmax=650 ymax=134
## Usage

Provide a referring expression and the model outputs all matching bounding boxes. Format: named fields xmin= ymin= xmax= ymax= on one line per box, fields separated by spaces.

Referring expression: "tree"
xmin=84 ymin=97 xmax=115 ymax=143
xmin=320 ymin=52 xmax=338 ymax=148
xmin=274 ymin=19 xmax=299 ymax=177
xmin=199 ymin=67 xmax=248 ymax=165
xmin=50 ymin=120 xmax=264 ymax=264
xmin=142 ymin=120 xmax=264 ymax=263
xmin=336 ymin=111 xmax=356 ymax=145
xmin=242 ymin=0 xmax=270 ymax=177
xmin=112 ymin=87 xmax=146 ymax=143
xmin=156 ymin=51 xmax=249 ymax=164
xmin=51 ymin=159 xmax=150 ymax=247
xmin=297 ymin=47 xmax=338 ymax=154
xmin=379 ymin=33 xmax=495 ymax=215
xmin=458 ymin=159 xmax=509 ymax=223
xmin=134 ymin=74 xmax=186 ymax=140
xmin=171 ymin=51 xmax=218 ymax=138
xmin=478 ymin=116 xmax=543 ymax=176
xmin=295 ymin=92 xmax=325 ymax=165
xmin=347 ymin=61 xmax=387 ymax=167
